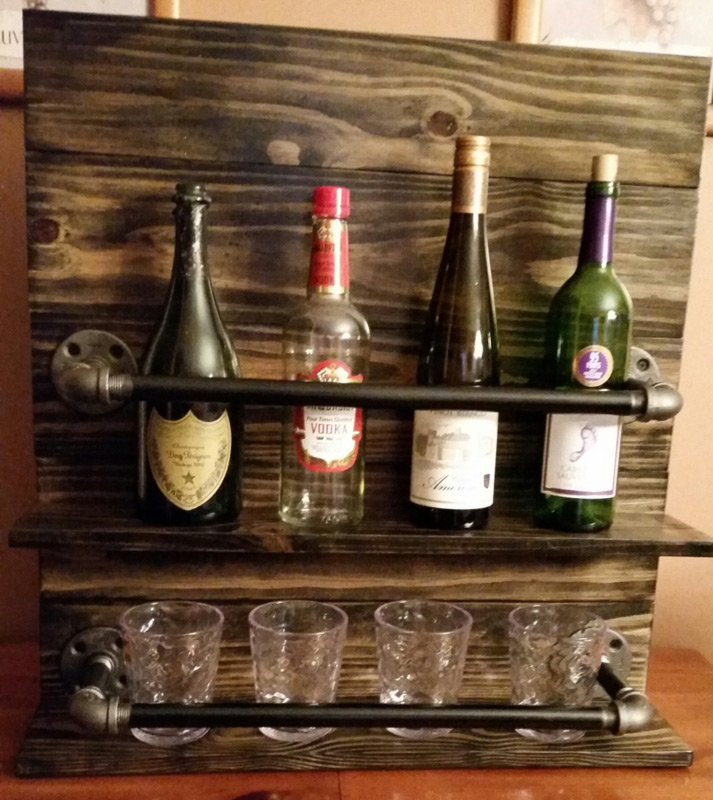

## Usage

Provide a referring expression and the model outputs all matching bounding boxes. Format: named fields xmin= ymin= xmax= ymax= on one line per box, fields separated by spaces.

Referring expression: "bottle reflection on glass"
xmin=138 ymin=183 xmax=242 ymax=525
xmin=534 ymin=154 xmax=632 ymax=533
xmin=409 ymin=136 xmax=501 ymax=531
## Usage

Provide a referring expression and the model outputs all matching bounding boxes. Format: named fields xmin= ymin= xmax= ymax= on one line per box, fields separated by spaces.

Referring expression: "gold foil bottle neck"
xmin=454 ymin=135 xmax=491 ymax=168
xmin=452 ymin=135 xmax=490 ymax=213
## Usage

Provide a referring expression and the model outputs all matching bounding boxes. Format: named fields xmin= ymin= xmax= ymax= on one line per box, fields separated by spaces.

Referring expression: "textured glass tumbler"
xmin=249 ymin=600 xmax=348 ymax=743
xmin=508 ymin=603 xmax=609 ymax=743
xmin=120 ymin=600 xmax=224 ymax=747
xmin=375 ymin=599 xmax=473 ymax=739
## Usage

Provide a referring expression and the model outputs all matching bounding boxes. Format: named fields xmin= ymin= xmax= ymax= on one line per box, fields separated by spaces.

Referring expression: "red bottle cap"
xmin=313 ymin=186 xmax=350 ymax=219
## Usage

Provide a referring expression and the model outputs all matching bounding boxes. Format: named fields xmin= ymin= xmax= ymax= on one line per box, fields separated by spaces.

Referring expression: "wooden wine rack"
xmin=10 ymin=9 xmax=713 ymax=776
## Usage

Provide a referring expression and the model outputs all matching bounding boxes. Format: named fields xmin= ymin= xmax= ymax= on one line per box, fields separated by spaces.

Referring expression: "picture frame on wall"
xmin=0 ymin=0 xmax=178 ymax=100
xmin=511 ymin=0 xmax=713 ymax=134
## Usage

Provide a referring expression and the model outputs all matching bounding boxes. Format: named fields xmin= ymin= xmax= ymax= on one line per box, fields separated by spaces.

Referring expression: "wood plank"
xmin=11 ymin=508 xmax=713 ymax=556
xmin=22 ymin=12 xmax=710 ymax=187
xmin=25 ymin=155 xmax=690 ymax=509
xmin=39 ymin=549 xmax=658 ymax=603
xmin=14 ymin=710 xmax=691 ymax=776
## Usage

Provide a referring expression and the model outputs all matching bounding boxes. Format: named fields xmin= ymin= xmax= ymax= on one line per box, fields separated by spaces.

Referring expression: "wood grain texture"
xmin=16 ymin=9 xmax=713 ymax=777
xmin=22 ymin=12 xmax=710 ymax=187
xmin=25 ymin=155 xmax=692 ymax=511
xmin=8 ymin=646 xmax=713 ymax=792
xmin=14 ymin=711 xmax=692 ymax=777
xmin=11 ymin=509 xmax=713 ymax=556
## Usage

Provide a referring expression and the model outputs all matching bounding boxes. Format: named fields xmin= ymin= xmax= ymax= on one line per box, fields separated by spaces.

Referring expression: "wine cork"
xmin=591 ymin=153 xmax=618 ymax=182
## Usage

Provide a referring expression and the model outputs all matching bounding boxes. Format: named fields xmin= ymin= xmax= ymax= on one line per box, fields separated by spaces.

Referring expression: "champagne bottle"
xmin=279 ymin=186 xmax=371 ymax=529
xmin=409 ymin=136 xmax=500 ymax=530
xmin=138 ymin=183 xmax=242 ymax=525
xmin=534 ymin=154 xmax=632 ymax=532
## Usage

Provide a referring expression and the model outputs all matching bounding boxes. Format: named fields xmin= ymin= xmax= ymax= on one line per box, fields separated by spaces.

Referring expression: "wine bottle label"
xmin=308 ymin=218 xmax=349 ymax=293
xmin=147 ymin=409 xmax=232 ymax=510
xmin=572 ymin=345 xmax=614 ymax=387
xmin=293 ymin=360 xmax=363 ymax=473
xmin=541 ymin=413 xmax=621 ymax=499
xmin=410 ymin=410 xmax=498 ymax=510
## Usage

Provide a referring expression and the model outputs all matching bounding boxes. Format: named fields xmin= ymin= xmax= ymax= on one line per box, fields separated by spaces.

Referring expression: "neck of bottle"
xmin=577 ymin=184 xmax=618 ymax=269
xmin=307 ymin=214 xmax=350 ymax=298
xmin=173 ymin=202 xmax=209 ymax=281
xmin=451 ymin=163 xmax=488 ymax=216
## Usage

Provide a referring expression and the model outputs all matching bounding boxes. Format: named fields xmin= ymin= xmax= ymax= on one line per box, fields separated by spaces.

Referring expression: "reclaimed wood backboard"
xmin=13 ymin=9 xmax=713 ymax=775
xmin=22 ymin=10 xmax=710 ymax=516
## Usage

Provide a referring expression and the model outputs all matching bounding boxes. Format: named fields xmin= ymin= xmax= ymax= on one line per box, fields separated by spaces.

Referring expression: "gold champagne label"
xmin=147 ymin=409 xmax=231 ymax=510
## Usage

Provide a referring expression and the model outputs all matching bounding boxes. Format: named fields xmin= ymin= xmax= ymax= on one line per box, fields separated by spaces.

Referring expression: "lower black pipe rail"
xmin=68 ymin=653 xmax=654 ymax=738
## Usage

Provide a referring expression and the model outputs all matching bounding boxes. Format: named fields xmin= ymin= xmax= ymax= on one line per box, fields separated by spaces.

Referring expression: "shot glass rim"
xmin=119 ymin=600 xmax=225 ymax=639
xmin=508 ymin=603 xmax=607 ymax=636
xmin=248 ymin=599 xmax=348 ymax=638
xmin=374 ymin=599 xmax=473 ymax=636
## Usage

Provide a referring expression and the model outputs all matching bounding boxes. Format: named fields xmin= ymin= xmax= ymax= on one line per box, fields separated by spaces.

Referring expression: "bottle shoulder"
xmin=284 ymin=296 xmax=371 ymax=339
xmin=551 ymin=267 xmax=632 ymax=316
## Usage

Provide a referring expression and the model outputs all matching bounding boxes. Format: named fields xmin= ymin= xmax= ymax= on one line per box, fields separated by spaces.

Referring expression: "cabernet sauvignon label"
xmin=410 ymin=409 xmax=498 ymax=510
xmin=541 ymin=413 xmax=621 ymax=498
xmin=293 ymin=360 xmax=363 ymax=473
xmin=147 ymin=409 xmax=232 ymax=510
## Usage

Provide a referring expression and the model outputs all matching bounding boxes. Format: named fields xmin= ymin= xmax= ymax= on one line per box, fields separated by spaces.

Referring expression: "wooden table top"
xmin=2 ymin=643 xmax=712 ymax=800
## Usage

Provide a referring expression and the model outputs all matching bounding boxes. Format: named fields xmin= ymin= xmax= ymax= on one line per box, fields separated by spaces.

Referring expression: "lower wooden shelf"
xmin=14 ymin=707 xmax=692 ymax=776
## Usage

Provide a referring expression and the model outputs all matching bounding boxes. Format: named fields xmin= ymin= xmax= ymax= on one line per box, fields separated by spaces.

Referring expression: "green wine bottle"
xmin=138 ymin=183 xmax=242 ymax=525
xmin=534 ymin=154 xmax=632 ymax=533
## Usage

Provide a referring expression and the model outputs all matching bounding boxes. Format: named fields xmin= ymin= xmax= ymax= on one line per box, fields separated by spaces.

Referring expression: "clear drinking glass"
xmin=249 ymin=599 xmax=348 ymax=743
xmin=375 ymin=599 xmax=473 ymax=739
xmin=508 ymin=603 xmax=609 ymax=743
xmin=120 ymin=600 xmax=224 ymax=747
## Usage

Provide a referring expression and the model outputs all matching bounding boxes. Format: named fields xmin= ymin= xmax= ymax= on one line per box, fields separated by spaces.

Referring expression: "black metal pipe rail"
xmin=67 ymin=648 xmax=654 ymax=736
xmin=129 ymin=700 xmax=617 ymax=731
xmin=56 ymin=363 xmax=683 ymax=421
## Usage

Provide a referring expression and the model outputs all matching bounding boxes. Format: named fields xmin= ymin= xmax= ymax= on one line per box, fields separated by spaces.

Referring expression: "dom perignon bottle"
xmin=534 ymin=154 xmax=632 ymax=532
xmin=138 ymin=183 xmax=242 ymax=525
xmin=410 ymin=136 xmax=500 ymax=530
xmin=279 ymin=186 xmax=371 ymax=528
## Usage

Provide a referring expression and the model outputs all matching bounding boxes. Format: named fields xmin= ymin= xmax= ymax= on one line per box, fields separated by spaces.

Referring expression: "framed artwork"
xmin=0 ymin=0 xmax=178 ymax=100
xmin=511 ymin=0 xmax=713 ymax=134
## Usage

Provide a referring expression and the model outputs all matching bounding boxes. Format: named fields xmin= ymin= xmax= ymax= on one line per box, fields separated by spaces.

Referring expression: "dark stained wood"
xmin=25 ymin=154 xmax=691 ymax=510
xmin=22 ymin=12 xmax=710 ymax=187
xmin=8 ymin=645 xmax=713 ymax=793
xmin=15 ymin=9 xmax=713 ymax=778
xmin=11 ymin=509 xmax=713 ymax=556
xmin=14 ymin=711 xmax=692 ymax=776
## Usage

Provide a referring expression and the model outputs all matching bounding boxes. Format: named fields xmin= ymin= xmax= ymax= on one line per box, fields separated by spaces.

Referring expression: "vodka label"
xmin=541 ymin=413 xmax=621 ymax=498
xmin=410 ymin=410 xmax=498 ymax=510
xmin=294 ymin=360 xmax=363 ymax=473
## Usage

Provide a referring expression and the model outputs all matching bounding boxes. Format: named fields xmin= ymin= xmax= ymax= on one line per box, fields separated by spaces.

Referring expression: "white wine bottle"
xmin=410 ymin=136 xmax=500 ymax=530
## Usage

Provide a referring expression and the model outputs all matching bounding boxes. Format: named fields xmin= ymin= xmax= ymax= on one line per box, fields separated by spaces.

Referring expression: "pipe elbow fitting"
xmin=69 ymin=687 xmax=131 ymax=735
xmin=614 ymin=687 xmax=655 ymax=734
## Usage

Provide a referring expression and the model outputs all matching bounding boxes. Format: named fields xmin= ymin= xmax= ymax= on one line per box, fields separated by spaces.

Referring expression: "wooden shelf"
xmin=13 ymin=707 xmax=692 ymax=777
xmin=10 ymin=505 xmax=713 ymax=557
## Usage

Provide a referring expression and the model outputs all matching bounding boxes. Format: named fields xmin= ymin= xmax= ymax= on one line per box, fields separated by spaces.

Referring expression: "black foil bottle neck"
xmin=172 ymin=184 xmax=211 ymax=278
